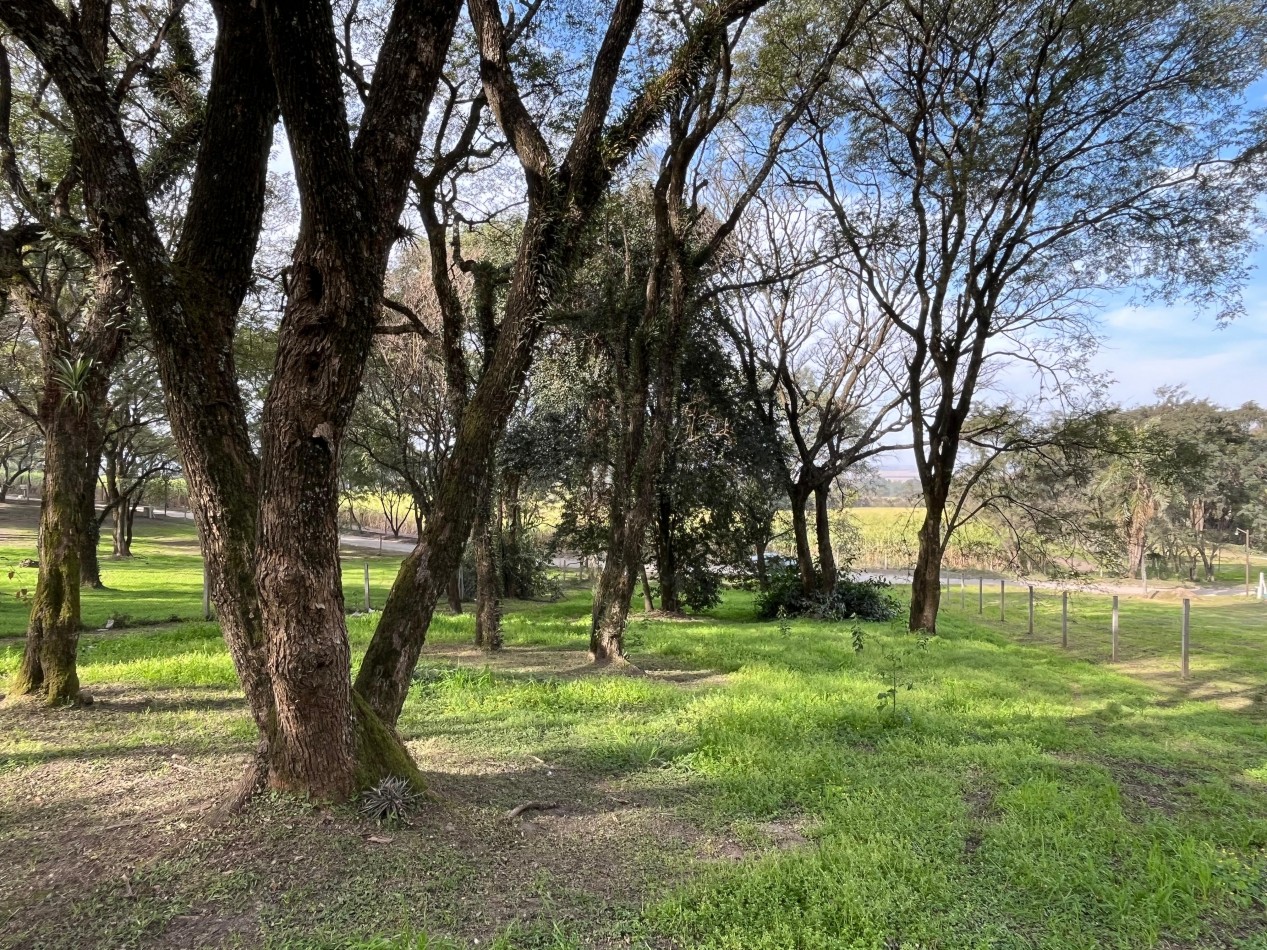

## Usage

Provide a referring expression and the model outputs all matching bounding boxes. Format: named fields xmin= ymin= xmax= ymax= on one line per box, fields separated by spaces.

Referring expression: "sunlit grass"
xmin=2 ymin=504 xmax=1266 ymax=948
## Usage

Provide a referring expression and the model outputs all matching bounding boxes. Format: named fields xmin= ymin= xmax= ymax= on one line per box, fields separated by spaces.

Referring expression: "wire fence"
xmin=936 ymin=574 xmax=1267 ymax=704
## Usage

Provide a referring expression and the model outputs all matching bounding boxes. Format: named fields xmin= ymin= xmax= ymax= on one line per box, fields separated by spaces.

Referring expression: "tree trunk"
xmin=473 ymin=473 xmax=501 ymax=650
xmin=656 ymin=490 xmax=680 ymax=613
xmin=755 ymin=542 xmax=768 ymax=590
xmin=447 ymin=569 xmax=463 ymax=614
xmin=908 ymin=502 xmax=946 ymax=634
xmin=124 ymin=499 xmax=138 ymax=554
xmin=501 ymin=472 xmax=523 ymax=598
xmin=640 ymin=563 xmax=655 ymax=612
xmin=789 ymin=482 xmax=815 ymax=593
xmin=813 ymin=483 xmax=837 ymax=593
xmin=591 ymin=549 xmax=639 ymax=662
xmin=80 ymin=498 xmax=103 ymax=587
xmin=111 ymin=499 xmax=131 ymax=558
xmin=9 ymin=398 xmax=89 ymax=705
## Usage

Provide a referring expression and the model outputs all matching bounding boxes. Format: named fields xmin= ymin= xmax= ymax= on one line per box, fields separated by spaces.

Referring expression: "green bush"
xmin=755 ymin=565 xmax=901 ymax=622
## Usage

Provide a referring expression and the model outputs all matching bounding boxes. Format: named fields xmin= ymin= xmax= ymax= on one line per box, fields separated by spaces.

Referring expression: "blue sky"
xmin=1090 ymin=288 xmax=1265 ymax=409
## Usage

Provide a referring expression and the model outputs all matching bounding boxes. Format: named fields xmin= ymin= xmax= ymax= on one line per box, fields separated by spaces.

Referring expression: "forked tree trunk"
xmin=10 ymin=397 xmax=89 ymax=705
xmin=813 ymin=483 xmax=836 ymax=593
xmin=111 ymin=500 xmax=134 ymax=558
xmin=473 ymin=473 xmax=501 ymax=651
xmin=789 ymin=482 xmax=815 ymax=592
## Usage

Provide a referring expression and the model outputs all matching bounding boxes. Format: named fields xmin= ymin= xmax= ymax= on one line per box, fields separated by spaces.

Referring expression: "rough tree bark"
xmin=9 ymin=389 xmax=90 ymax=704
xmin=0 ymin=0 xmax=461 ymax=797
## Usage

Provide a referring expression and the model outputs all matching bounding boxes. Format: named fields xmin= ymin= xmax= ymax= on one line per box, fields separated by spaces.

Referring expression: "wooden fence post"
xmin=1181 ymin=598 xmax=1190 ymax=680
xmin=364 ymin=560 xmax=371 ymax=612
xmin=1028 ymin=585 xmax=1035 ymax=635
xmin=1000 ymin=579 xmax=1006 ymax=622
xmin=1061 ymin=591 xmax=1068 ymax=648
xmin=960 ymin=576 xmax=965 ymax=610
xmin=1111 ymin=595 xmax=1119 ymax=662
xmin=978 ymin=577 xmax=983 ymax=614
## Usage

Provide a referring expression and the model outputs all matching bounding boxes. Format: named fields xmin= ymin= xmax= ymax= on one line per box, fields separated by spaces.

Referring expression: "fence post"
xmin=1181 ymin=598 xmax=1190 ymax=679
xmin=978 ymin=576 xmax=983 ymax=614
xmin=960 ymin=576 xmax=965 ymax=610
xmin=202 ymin=562 xmax=211 ymax=621
xmin=364 ymin=560 xmax=371 ymax=612
xmin=1000 ymin=579 xmax=1006 ymax=622
xmin=1061 ymin=591 xmax=1068 ymax=648
xmin=1111 ymin=595 xmax=1119 ymax=662
xmin=1028 ymin=585 xmax=1035 ymax=635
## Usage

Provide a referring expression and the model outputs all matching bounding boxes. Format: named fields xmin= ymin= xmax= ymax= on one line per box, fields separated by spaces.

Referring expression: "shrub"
xmin=755 ymin=565 xmax=901 ymax=623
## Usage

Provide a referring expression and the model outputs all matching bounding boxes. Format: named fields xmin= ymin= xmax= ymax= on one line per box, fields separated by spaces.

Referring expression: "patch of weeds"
xmin=360 ymin=775 xmax=422 ymax=822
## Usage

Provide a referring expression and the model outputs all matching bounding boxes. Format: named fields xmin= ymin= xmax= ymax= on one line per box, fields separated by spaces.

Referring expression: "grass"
xmin=0 ymin=501 xmax=405 ymax=636
xmin=2 ymin=507 xmax=1266 ymax=948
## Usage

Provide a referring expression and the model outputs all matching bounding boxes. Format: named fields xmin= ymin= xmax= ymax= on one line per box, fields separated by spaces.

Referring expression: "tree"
xmin=1 ymin=0 xmax=461 ymax=796
xmin=0 ymin=9 xmax=188 ymax=698
xmin=356 ymin=0 xmax=777 ymax=716
xmin=727 ymin=198 xmax=908 ymax=596
xmin=804 ymin=0 xmax=1267 ymax=632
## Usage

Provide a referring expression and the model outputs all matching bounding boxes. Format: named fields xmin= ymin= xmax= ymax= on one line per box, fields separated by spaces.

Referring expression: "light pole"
xmin=1237 ymin=527 xmax=1250 ymax=597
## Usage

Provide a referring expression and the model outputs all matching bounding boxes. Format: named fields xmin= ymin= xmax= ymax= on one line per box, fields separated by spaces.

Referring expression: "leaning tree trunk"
xmin=640 ymin=563 xmax=655 ymax=612
xmin=472 ymin=473 xmax=502 ymax=651
xmin=813 ymin=483 xmax=837 ymax=594
xmin=9 ymin=396 xmax=89 ymax=705
xmin=908 ymin=502 xmax=946 ymax=634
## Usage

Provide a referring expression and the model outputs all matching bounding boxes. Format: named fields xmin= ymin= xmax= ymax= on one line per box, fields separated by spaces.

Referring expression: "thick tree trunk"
xmin=813 ymin=483 xmax=836 ymax=593
xmin=656 ymin=490 xmax=680 ymax=613
xmin=908 ymin=503 xmax=946 ymax=634
xmin=9 ymin=399 xmax=88 ymax=705
xmin=447 ymin=570 xmax=463 ymax=614
xmin=473 ymin=473 xmax=501 ymax=650
xmin=591 ymin=549 xmax=639 ymax=662
xmin=755 ymin=542 xmax=768 ymax=590
xmin=789 ymin=483 xmax=815 ymax=593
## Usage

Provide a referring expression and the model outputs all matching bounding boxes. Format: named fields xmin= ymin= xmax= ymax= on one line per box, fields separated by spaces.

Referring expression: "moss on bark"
xmin=351 ymin=690 xmax=426 ymax=794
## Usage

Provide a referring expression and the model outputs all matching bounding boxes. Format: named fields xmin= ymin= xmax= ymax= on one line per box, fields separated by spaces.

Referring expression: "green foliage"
xmin=51 ymin=356 xmax=96 ymax=415
xmin=873 ymin=632 xmax=931 ymax=721
xmin=755 ymin=565 xmax=902 ymax=622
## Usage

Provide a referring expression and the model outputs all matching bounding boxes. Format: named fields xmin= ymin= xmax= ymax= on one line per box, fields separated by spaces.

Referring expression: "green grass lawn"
xmin=0 ymin=501 xmax=405 ymax=636
xmin=2 ymin=507 xmax=1266 ymax=949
